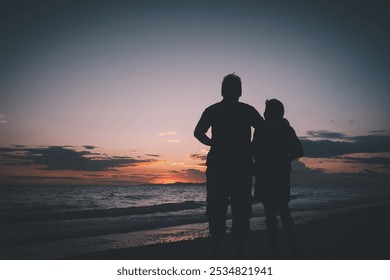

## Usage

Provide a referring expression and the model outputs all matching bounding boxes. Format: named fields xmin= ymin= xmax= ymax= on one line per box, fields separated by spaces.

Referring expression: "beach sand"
xmin=70 ymin=203 xmax=390 ymax=260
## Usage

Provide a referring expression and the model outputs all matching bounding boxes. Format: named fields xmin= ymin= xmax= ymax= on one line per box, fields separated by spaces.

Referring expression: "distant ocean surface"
xmin=1 ymin=184 xmax=390 ymax=259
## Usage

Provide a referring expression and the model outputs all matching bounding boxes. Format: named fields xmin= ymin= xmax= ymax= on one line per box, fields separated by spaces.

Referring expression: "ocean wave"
xmin=0 ymin=200 xmax=206 ymax=224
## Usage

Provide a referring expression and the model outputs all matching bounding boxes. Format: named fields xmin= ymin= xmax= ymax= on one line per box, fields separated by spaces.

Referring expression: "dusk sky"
xmin=1 ymin=0 xmax=389 ymax=186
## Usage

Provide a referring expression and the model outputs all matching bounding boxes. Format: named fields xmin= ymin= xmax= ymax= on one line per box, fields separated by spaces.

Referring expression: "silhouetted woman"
xmin=252 ymin=99 xmax=304 ymax=258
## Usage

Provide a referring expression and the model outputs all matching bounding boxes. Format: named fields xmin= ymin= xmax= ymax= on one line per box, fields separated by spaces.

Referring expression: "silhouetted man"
xmin=194 ymin=73 xmax=263 ymax=258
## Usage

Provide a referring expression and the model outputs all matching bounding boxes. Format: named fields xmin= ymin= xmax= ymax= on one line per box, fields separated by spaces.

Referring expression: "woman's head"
xmin=264 ymin=99 xmax=284 ymax=121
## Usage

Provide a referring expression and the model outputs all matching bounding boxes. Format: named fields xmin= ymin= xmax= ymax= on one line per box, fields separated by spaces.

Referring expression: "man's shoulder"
xmin=203 ymin=101 xmax=260 ymax=118
xmin=206 ymin=101 xmax=257 ymax=110
xmin=207 ymin=101 xmax=224 ymax=108
xmin=203 ymin=101 xmax=224 ymax=113
xmin=237 ymin=102 xmax=262 ymax=120
xmin=238 ymin=101 xmax=257 ymax=111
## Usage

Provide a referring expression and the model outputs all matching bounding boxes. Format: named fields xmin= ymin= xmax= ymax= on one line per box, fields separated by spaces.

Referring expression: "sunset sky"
xmin=1 ymin=0 xmax=389 ymax=186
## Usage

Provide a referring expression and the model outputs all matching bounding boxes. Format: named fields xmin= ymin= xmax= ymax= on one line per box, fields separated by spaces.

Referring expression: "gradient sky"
xmin=1 ymin=0 xmax=389 ymax=186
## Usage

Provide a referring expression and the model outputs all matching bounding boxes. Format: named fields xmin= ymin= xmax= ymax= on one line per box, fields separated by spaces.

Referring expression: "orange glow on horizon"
xmin=0 ymin=158 xmax=206 ymax=185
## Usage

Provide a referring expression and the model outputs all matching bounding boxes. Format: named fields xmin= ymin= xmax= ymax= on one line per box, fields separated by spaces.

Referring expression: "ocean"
xmin=1 ymin=184 xmax=390 ymax=259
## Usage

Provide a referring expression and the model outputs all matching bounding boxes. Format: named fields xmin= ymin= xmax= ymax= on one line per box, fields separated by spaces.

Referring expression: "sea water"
xmin=1 ymin=184 xmax=390 ymax=259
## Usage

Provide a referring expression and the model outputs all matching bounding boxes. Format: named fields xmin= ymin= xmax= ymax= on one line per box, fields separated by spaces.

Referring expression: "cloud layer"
xmin=0 ymin=114 xmax=6 ymax=124
xmin=1 ymin=130 xmax=389 ymax=186
xmin=0 ymin=146 xmax=157 ymax=171
xmin=295 ymin=130 xmax=390 ymax=186
xmin=301 ymin=131 xmax=390 ymax=158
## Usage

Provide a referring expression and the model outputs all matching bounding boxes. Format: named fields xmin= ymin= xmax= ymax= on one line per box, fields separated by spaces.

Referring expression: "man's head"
xmin=221 ymin=73 xmax=242 ymax=101
xmin=264 ymin=99 xmax=284 ymax=121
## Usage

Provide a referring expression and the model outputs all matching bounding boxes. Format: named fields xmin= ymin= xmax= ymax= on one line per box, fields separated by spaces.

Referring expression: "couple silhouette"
xmin=194 ymin=73 xmax=303 ymax=259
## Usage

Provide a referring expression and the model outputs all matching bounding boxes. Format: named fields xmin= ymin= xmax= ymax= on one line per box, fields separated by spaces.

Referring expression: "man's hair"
xmin=265 ymin=99 xmax=284 ymax=121
xmin=221 ymin=73 xmax=242 ymax=99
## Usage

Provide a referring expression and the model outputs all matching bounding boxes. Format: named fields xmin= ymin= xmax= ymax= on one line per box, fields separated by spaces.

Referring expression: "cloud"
xmin=157 ymin=131 xmax=181 ymax=143
xmin=290 ymin=161 xmax=390 ymax=187
xmin=0 ymin=147 xmax=15 ymax=152
xmin=145 ymin=154 xmax=161 ymax=157
xmin=340 ymin=155 xmax=390 ymax=166
xmin=166 ymin=138 xmax=182 ymax=143
xmin=334 ymin=153 xmax=390 ymax=173
xmin=306 ymin=130 xmax=349 ymax=140
xmin=157 ymin=131 xmax=177 ymax=136
xmin=0 ymin=114 xmax=6 ymax=124
xmin=188 ymin=153 xmax=207 ymax=161
xmin=368 ymin=130 xmax=390 ymax=134
xmin=0 ymin=146 xmax=157 ymax=171
xmin=158 ymin=131 xmax=181 ymax=143
xmin=83 ymin=145 xmax=96 ymax=150
xmin=170 ymin=168 xmax=205 ymax=182
xmin=289 ymin=131 xmax=390 ymax=186
xmin=301 ymin=131 xmax=390 ymax=158
xmin=170 ymin=162 xmax=184 ymax=166
xmin=183 ymin=169 xmax=205 ymax=179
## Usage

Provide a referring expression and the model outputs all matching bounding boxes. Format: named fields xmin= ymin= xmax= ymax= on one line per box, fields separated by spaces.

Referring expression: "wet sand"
xmin=71 ymin=202 xmax=390 ymax=260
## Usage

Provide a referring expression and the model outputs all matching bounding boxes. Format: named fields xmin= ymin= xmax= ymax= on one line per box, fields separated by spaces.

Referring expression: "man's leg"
xmin=208 ymin=213 xmax=228 ymax=259
xmin=206 ymin=168 xmax=229 ymax=258
xmin=230 ymin=172 xmax=252 ymax=259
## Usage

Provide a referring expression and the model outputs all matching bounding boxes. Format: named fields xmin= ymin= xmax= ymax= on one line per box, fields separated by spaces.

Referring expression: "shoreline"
xmin=70 ymin=202 xmax=390 ymax=260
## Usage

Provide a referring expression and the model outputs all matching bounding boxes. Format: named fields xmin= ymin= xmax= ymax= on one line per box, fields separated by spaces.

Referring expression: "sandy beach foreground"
xmin=71 ymin=202 xmax=390 ymax=260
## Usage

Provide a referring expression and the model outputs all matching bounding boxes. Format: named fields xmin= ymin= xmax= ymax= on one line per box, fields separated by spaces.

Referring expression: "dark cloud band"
xmin=302 ymin=131 xmax=390 ymax=158
xmin=0 ymin=146 xmax=156 ymax=171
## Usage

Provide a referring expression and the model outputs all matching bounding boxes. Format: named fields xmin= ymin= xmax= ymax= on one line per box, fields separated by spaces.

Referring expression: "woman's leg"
xmin=277 ymin=202 xmax=299 ymax=256
xmin=263 ymin=202 xmax=279 ymax=257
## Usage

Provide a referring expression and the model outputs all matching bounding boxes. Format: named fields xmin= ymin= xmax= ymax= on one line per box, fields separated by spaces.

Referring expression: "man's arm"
xmin=251 ymin=106 xmax=264 ymax=131
xmin=250 ymin=106 xmax=264 ymax=156
xmin=194 ymin=123 xmax=212 ymax=146
xmin=194 ymin=111 xmax=213 ymax=146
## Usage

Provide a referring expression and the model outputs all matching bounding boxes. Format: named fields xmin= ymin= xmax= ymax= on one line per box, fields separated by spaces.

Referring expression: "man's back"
xmin=193 ymin=73 xmax=263 ymax=258
xmin=195 ymin=99 xmax=262 ymax=169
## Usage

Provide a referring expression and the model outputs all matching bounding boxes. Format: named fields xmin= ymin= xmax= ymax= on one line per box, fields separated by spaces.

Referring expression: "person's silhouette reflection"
xmin=252 ymin=99 xmax=304 ymax=258
xmin=194 ymin=73 xmax=263 ymax=258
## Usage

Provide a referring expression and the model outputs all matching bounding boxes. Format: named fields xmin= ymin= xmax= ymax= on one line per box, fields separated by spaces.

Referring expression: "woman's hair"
xmin=264 ymin=99 xmax=284 ymax=121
